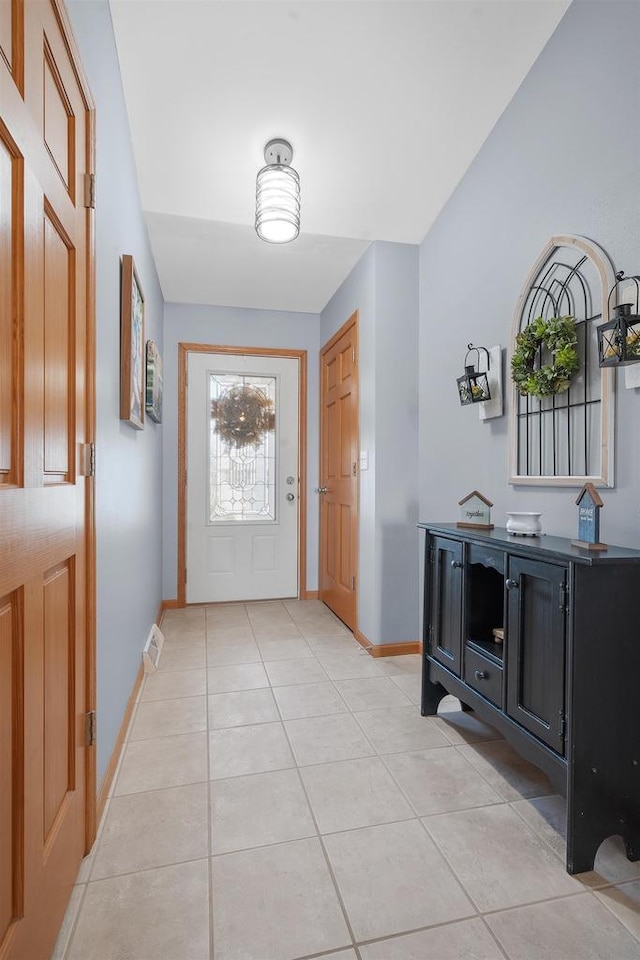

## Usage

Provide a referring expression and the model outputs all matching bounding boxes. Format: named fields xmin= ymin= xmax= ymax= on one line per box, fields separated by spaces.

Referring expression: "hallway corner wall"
xmin=321 ymin=242 xmax=420 ymax=646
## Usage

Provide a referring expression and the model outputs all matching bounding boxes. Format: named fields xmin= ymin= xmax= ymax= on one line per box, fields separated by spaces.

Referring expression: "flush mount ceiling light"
xmin=255 ymin=138 xmax=300 ymax=244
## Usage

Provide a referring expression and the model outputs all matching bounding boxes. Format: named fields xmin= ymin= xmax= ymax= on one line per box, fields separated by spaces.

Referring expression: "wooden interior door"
xmin=0 ymin=2 xmax=95 ymax=958
xmin=319 ymin=313 xmax=358 ymax=630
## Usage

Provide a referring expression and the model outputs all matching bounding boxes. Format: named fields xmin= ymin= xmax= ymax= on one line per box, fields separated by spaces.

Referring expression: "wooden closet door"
xmin=319 ymin=313 xmax=359 ymax=630
xmin=0 ymin=1 xmax=95 ymax=957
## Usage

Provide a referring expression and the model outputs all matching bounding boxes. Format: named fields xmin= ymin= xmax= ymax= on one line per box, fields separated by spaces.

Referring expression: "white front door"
xmin=186 ymin=352 xmax=299 ymax=602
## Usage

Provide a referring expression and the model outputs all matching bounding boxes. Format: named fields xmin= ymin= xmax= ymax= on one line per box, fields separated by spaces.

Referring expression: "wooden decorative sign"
xmin=457 ymin=491 xmax=494 ymax=529
xmin=572 ymin=483 xmax=607 ymax=551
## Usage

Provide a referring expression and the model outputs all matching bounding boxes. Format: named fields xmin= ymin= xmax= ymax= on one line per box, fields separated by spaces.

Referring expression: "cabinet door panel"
xmin=507 ymin=557 xmax=566 ymax=754
xmin=430 ymin=537 xmax=463 ymax=674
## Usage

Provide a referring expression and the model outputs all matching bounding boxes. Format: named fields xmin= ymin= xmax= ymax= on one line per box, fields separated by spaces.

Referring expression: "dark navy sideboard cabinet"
xmin=419 ymin=522 xmax=640 ymax=874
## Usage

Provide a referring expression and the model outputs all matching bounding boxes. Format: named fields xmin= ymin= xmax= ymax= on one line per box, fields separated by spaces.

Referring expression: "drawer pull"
xmin=450 ymin=560 xmax=463 ymax=569
xmin=506 ymin=578 xmax=518 ymax=590
xmin=474 ymin=670 xmax=489 ymax=681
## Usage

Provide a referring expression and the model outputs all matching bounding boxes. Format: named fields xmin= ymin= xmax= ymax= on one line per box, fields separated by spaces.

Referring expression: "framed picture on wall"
xmin=120 ymin=254 xmax=145 ymax=429
xmin=145 ymin=339 xmax=163 ymax=423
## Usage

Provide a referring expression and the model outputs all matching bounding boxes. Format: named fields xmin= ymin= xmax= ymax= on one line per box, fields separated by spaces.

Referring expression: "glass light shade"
xmin=255 ymin=164 xmax=300 ymax=243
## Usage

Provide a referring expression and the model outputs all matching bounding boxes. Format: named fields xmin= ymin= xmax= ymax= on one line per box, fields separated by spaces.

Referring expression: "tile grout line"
xmin=473 ymin=885 xmax=622 ymax=918
xmin=59 ymin=879 xmax=90 ymax=960
xmin=64 ymin=855 xmax=217 ymax=887
xmin=376 ymin=746 xmax=499 ymax=824
xmin=593 ymin=884 xmax=640 ymax=944
xmin=477 ymin=914 xmax=512 ymax=960
xmin=416 ymin=809 xmax=603 ymax=920
xmin=346 ymin=913 xmax=508 ymax=954
xmin=448 ymin=739 xmax=555 ymax=804
xmin=275 ymin=688 xmax=363 ymax=960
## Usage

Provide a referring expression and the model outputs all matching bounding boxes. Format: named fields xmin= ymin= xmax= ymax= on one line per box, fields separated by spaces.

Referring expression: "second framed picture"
xmin=146 ymin=339 xmax=163 ymax=424
xmin=120 ymin=254 xmax=145 ymax=429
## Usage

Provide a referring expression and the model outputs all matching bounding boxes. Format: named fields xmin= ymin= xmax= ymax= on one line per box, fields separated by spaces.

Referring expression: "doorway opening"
xmin=178 ymin=344 xmax=308 ymax=605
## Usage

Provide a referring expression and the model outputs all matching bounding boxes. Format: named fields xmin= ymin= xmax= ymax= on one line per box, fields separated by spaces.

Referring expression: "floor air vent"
xmin=142 ymin=623 xmax=165 ymax=673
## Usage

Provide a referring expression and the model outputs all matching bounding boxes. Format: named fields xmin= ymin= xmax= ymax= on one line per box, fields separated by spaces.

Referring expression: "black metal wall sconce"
xmin=597 ymin=271 xmax=640 ymax=367
xmin=457 ymin=344 xmax=492 ymax=405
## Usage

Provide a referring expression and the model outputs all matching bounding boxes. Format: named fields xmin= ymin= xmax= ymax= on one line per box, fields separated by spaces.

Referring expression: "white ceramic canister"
xmin=506 ymin=512 xmax=542 ymax=536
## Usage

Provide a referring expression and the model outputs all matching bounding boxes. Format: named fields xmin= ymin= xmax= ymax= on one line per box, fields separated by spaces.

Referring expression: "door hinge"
xmin=351 ymin=575 xmax=356 ymax=591
xmin=85 ymin=710 xmax=97 ymax=747
xmin=428 ymin=546 xmax=435 ymax=564
xmin=352 ymin=347 xmax=356 ymax=364
xmin=559 ymin=579 xmax=569 ymax=613
xmin=81 ymin=441 xmax=96 ymax=477
xmin=559 ymin=711 xmax=567 ymax=741
xmin=83 ymin=172 xmax=96 ymax=209
xmin=352 ymin=461 xmax=357 ymax=477
xmin=428 ymin=624 xmax=434 ymax=651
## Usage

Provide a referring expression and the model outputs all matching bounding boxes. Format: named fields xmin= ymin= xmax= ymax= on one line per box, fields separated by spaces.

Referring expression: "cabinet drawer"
xmin=468 ymin=543 xmax=505 ymax=574
xmin=464 ymin=645 xmax=503 ymax=707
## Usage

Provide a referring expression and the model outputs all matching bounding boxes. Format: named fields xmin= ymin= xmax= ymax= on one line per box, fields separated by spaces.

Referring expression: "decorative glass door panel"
xmin=209 ymin=373 xmax=277 ymax=523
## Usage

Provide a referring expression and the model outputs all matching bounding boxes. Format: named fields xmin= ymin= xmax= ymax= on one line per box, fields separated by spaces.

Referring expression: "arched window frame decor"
xmin=509 ymin=234 xmax=616 ymax=487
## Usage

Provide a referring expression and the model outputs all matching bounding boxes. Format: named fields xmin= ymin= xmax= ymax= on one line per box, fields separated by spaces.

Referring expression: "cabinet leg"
xmin=565 ymin=832 xmax=600 ymax=875
xmin=567 ymin=808 xmax=640 ymax=873
xmin=567 ymin=828 xmax=640 ymax=874
xmin=421 ymin=676 xmax=447 ymax=716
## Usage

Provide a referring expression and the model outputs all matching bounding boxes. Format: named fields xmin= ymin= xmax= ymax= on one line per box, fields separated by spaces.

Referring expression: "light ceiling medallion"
xmin=255 ymin=138 xmax=300 ymax=244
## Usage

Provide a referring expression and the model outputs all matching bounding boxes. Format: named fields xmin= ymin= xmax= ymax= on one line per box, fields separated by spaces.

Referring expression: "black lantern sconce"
xmin=597 ymin=271 xmax=640 ymax=367
xmin=457 ymin=344 xmax=492 ymax=406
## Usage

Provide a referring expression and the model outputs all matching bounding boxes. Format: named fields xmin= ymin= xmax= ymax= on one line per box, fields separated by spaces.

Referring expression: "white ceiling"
xmin=110 ymin=0 xmax=571 ymax=314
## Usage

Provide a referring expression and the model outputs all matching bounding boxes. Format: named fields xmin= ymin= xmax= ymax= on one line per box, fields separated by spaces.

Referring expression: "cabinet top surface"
xmin=418 ymin=523 xmax=640 ymax=564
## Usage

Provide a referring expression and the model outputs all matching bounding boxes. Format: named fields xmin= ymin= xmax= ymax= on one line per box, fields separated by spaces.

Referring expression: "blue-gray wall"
xmin=419 ymin=0 xmax=640 ymax=548
xmin=68 ymin=1 xmax=164 ymax=783
xmin=321 ymin=241 xmax=419 ymax=645
xmin=375 ymin=242 xmax=419 ymax=642
xmin=162 ymin=303 xmax=321 ymax=600
xmin=321 ymin=247 xmax=377 ymax=640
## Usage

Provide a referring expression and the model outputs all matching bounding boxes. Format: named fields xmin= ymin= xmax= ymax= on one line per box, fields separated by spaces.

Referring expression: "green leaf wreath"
xmin=511 ymin=315 xmax=580 ymax=399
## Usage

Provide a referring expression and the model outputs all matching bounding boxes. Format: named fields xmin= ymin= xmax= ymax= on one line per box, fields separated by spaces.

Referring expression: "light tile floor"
xmin=54 ymin=600 xmax=640 ymax=960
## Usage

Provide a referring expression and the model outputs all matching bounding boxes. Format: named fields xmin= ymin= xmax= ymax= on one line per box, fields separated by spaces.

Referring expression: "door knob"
xmin=506 ymin=578 xmax=519 ymax=589
xmin=450 ymin=560 xmax=463 ymax=569
xmin=286 ymin=476 xmax=296 ymax=485
xmin=286 ymin=493 xmax=295 ymax=502
xmin=474 ymin=670 xmax=488 ymax=681
xmin=315 ymin=487 xmax=328 ymax=494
